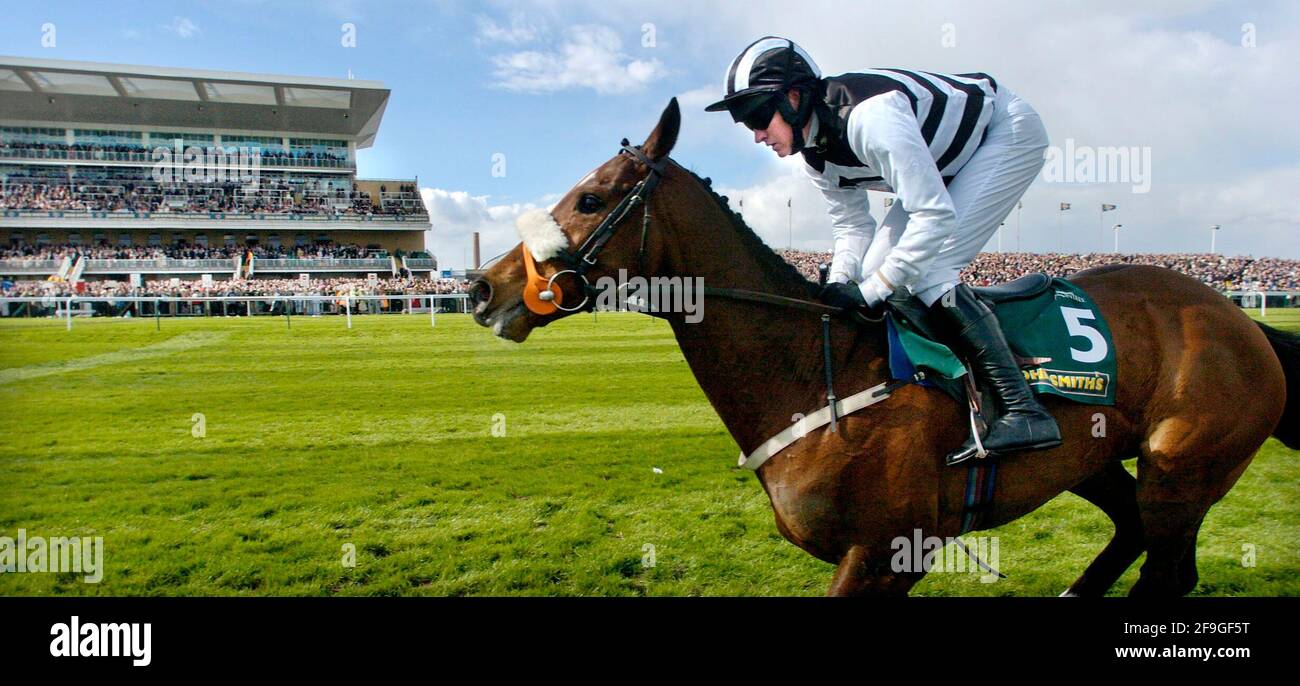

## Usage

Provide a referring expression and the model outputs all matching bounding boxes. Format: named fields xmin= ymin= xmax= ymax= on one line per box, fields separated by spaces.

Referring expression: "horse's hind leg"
xmin=1128 ymin=498 xmax=1210 ymax=597
xmin=1061 ymin=461 xmax=1145 ymax=597
xmin=827 ymin=545 xmax=925 ymax=597
xmin=1174 ymin=514 xmax=1207 ymax=596
xmin=1130 ymin=423 xmax=1254 ymax=597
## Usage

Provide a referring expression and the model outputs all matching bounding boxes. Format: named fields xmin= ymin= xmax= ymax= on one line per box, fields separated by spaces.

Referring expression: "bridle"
xmin=519 ymin=137 xmax=876 ymax=324
xmin=516 ymin=135 xmax=891 ymax=433
xmin=520 ymin=139 xmax=666 ymax=315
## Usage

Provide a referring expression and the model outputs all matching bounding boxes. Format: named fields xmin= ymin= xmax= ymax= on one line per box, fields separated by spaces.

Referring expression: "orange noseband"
xmin=521 ymin=244 xmax=563 ymax=315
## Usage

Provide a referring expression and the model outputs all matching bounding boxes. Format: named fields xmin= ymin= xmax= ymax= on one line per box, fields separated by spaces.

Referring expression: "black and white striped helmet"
xmin=704 ymin=36 xmax=822 ymax=114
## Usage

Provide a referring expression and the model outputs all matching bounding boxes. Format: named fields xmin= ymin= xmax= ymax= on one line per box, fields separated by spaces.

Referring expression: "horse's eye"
xmin=577 ymin=194 xmax=604 ymax=214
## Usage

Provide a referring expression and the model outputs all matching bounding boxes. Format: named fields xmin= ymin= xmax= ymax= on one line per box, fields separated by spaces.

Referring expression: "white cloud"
xmin=431 ymin=2 xmax=1300 ymax=258
xmin=676 ymin=85 xmax=718 ymax=112
xmin=163 ymin=17 xmax=199 ymax=38
xmin=475 ymin=13 xmax=543 ymax=45
xmin=418 ymin=187 xmax=544 ymax=270
xmin=716 ymin=166 xmax=897 ymax=254
xmin=489 ymin=25 xmax=665 ymax=94
xmin=619 ymin=0 xmax=1300 ymax=257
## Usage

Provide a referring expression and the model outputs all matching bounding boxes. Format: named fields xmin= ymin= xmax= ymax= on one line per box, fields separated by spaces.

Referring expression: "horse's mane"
xmin=680 ymin=166 xmax=820 ymax=299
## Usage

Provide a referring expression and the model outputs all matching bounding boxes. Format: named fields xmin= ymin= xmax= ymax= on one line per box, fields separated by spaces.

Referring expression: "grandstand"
xmin=0 ymin=56 xmax=434 ymax=289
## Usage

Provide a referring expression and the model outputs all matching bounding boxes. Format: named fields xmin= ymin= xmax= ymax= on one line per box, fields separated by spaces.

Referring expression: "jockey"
xmin=705 ymin=36 xmax=1060 ymax=465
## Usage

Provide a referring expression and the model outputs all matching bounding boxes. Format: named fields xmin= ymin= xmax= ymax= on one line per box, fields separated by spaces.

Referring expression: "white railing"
xmin=1224 ymin=290 xmax=1300 ymax=318
xmin=0 ymin=258 xmax=62 ymax=273
xmin=0 ymin=147 xmax=353 ymax=169
xmin=0 ymin=294 xmax=471 ymax=330
xmin=81 ymin=258 xmax=239 ymax=273
xmin=254 ymin=258 xmax=392 ymax=271
xmin=0 ymin=209 xmax=428 ymax=222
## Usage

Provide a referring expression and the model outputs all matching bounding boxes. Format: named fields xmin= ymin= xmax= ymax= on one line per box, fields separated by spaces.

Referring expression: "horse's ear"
xmin=641 ymin=98 xmax=680 ymax=161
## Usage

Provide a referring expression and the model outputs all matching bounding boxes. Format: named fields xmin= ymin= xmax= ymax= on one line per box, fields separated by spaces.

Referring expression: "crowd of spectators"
xmin=1 ymin=242 xmax=387 ymax=262
xmin=2 ymin=247 xmax=1295 ymax=300
xmin=0 ymin=245 xmax=82 ymax=262
xmin=2 ymin=276 xmax=469 ymax=299
xmin=1 ymin=180 xmax=425 ymax=216
xmin=776 ymin=250 xmax=1300 ymax=292
xmin=1 ymin=140 xmax=349 ymax=167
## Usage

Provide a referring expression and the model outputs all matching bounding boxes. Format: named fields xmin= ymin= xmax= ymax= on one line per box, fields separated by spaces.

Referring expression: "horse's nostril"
xmin=468 ymin=279 xmax=492 ymax=308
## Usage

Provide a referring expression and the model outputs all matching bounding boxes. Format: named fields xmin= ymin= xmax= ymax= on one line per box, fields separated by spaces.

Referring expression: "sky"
xmin=3 ymin=0 xmax=1297 ymax=269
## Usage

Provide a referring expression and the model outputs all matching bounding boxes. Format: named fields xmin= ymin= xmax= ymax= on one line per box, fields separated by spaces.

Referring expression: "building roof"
xmin=0 ymin=56 xmax=391 ymax=148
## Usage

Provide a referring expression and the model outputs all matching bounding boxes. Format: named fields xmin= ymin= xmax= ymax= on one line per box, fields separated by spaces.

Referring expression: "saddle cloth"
xmin=885 ymin=274 xmax=1117 ymax=406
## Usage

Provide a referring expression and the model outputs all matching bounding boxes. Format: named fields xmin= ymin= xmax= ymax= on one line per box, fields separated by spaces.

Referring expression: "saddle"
xmin=883 ymin=272 xmax=1116 ymax=407
xmin=885 ymin=273 xmax=1052 ymax=343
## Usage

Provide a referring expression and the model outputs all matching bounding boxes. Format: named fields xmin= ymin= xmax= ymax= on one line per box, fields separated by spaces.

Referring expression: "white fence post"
xmin=345 ymin=295 xmax=353 ymax=329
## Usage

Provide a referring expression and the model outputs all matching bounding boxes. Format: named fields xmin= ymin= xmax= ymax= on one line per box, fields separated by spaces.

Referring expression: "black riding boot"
xmin=930 ymin=284 xmax=1062 ymax=465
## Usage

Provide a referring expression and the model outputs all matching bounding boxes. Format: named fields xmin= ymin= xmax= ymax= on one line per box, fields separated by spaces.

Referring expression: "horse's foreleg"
xmin=828 ymin=545 xmax=923 ymax=597
xmin=1062 ymin=461 xmax=1145 ymax=597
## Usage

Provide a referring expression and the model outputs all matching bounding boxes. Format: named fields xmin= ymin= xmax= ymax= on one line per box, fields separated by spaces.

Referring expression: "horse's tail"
xmin=1259 ymin=322 xmax=1300 ymax=449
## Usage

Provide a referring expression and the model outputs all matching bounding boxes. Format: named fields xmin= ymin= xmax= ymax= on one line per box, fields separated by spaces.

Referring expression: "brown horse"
xmin=469 ymin=98 xmax=1299 ymax=596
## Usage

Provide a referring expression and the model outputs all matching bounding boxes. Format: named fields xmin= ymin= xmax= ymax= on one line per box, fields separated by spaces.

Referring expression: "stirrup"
xmin=948 ymin=368 xmax=989 ymax=466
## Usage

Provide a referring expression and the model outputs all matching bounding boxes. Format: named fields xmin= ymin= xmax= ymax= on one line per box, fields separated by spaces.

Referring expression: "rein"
xmin=519 ymin=140 xmax=875 ymax=323
xmin=516 ymin=137 xmax=911 ymax=471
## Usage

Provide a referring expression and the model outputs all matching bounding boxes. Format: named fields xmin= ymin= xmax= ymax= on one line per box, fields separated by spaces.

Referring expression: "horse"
xmin=467 ymin=98 xmax=1299 ymax=596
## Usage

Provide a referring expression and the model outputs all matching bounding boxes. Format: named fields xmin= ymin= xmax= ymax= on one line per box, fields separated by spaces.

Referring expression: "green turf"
xmin=0 ymin=307 xmax=1296 ymax=596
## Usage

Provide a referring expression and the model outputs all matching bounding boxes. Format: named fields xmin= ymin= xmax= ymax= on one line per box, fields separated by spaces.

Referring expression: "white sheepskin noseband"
xmin=515 ymin=209 xmax=569 ymax=261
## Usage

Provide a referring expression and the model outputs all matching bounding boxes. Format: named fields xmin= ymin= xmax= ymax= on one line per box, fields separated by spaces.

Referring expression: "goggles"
xmin=733 ymin=94 xmax=781 ymax=131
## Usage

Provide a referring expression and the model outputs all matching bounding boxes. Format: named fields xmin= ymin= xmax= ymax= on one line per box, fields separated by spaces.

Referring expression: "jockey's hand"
xmin=819 ymin=282 xmax=868 ymax=312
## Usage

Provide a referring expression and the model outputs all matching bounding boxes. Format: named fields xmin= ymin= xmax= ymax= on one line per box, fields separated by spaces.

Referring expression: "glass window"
xmin=67 ymin=233 xmax=82 ymax=245
xmin=72 ymin=129 xmax=144 ymax=148
xmin=148 ymin=233 xmax=162 ymax=247
xmin=0 ymin=127 xmax=65 ymax=147
xmin=149 ymin=131 xmax=215 ymax=150
xmin=288 ymin=138 xmax=349 ymax=166
xmin=118 ymin=234 xmax=133 ymax=247
xmin=194 ymin=234 xmax=209 ymax=247
xmin=221 ymin=135 xmax=285 ymax=156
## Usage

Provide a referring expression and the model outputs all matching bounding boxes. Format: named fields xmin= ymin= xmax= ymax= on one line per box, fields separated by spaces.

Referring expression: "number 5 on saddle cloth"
xmin=885 ymin=273 xmax=1118 ymax=414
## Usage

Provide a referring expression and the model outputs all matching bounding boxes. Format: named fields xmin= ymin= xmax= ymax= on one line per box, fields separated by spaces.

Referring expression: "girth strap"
xmin=738 ymin=371 xmax=925 ymax=471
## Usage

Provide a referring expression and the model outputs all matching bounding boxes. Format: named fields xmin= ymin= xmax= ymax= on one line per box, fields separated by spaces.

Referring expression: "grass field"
xmin=1 ymin=308 xmax=1297 ymax=596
